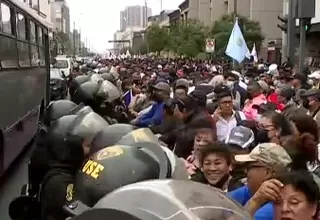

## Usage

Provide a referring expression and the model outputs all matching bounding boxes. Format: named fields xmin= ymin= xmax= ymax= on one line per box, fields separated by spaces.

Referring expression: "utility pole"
xmin=79 ymin=27 xmax=81 ymax=56
xmin=160 ymin=0 xmax=162 ymax=11
xmin=234 ymin=0 xmax=237 ymax=17
xmin=297 ymin=0 xmax=315 ymax=74
xmin=145 ymin=0 xmax=150 ymax=54
xmin=287 ymin=0 xmax=295 ymax=64
xmin=73 ymin=21 xmax=76 ymax=58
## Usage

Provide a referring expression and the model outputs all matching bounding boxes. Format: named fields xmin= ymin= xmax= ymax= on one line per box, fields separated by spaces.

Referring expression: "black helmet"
xmin=74 ymin=81 xmax=101 ymax=107
xmin=71 ymin=128 xmax=188 ymax=208
xmin=68 ymin=180 xmax=251 ymax=220
xmin=42 ymin=100 xmax=78 ymax=127
xmin=95 ymin=80 xmax=121 ymax=103
xmin=91 ymin=124 xmax=137 ymax=153
xmin=74 ymin=144 xmax=161 ymax=207
xmin=70 ymin=75 xmax=91 ymax=100
xmin=68 ymin=110 xmax=109 ymax=144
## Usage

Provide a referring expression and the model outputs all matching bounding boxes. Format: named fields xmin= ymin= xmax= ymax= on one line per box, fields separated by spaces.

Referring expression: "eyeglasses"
xmin=220 ymin=100 xmax=233 ymax=105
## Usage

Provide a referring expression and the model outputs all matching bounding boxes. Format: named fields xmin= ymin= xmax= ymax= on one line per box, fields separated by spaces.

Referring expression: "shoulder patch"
xmin=66 ymin=184 xmax=74 ymax=202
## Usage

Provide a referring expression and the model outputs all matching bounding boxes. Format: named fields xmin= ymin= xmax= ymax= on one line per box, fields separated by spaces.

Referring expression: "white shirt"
xmin=215 ymin=111 xmax=246 ymax=142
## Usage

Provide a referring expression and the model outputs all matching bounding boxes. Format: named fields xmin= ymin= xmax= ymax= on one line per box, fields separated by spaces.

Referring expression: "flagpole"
xmin=232 ymin=0 xmax=238 ymax=68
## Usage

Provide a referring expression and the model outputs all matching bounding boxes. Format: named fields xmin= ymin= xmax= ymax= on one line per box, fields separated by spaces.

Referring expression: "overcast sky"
xmin=66 ymin=0 xmax=182 ymax=52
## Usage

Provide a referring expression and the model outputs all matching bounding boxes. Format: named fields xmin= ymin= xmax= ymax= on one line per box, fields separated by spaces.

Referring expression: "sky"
xmin=66 ymin=0 xmax=183 ymax=53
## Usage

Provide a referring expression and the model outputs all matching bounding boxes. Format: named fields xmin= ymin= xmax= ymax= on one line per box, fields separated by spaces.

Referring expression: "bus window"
xmin=31 ymin=45 xmax=39 ymax=66
xmin=17 ymin=41 xmax=30 ymax=66
xmin=1 ymin=3 xmax=12 ymax=34
xmin=39 ymin=47 xmax=45 ymax=66
xmin=0 ymin=35 xmax=18 ymax=68
xmin=16 ymin=13 xmax=26 ymax=40
xmin=30 ymin=21 xmax=36 ymax=43
xmin=38 ymin=27 xmax=43 ymax=46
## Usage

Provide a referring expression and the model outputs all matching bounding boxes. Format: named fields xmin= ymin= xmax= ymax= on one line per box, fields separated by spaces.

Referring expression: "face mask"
xmin=256 ymin=129 xmax=270 ymax=143
xmin=226 ymin=81 xmax=234 ymax=88
xmin=302 ymin=100 xmax=310 ymax=109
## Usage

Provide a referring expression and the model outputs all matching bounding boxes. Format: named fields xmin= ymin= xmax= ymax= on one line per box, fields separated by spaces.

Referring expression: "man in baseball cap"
xmin=229 ymin=143 xmax=291 ymax=219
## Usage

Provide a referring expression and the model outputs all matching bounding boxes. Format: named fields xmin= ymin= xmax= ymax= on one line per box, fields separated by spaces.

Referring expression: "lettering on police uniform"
xmin=82 ymin=159 xmax=104 ymax=179
xmin=96 ymin=146 xmax=124 ymax=160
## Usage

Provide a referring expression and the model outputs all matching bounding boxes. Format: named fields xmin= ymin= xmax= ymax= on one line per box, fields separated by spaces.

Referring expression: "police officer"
xmin=69 ymin=180 xmax=251 ymax=220
xmin=39 ymin=108 xmax=110 ymax=220
xmin=28 ymin=100 xmax=79 ymax=196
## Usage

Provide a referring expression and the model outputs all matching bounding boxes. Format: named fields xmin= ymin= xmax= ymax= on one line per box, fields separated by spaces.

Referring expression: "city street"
xmin=0 ymin=149 xmax=30 ymax=220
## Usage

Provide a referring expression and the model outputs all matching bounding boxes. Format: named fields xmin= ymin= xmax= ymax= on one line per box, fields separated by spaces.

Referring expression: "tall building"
xmin=120 ymin=5 xmax=152 ymax=30
xmin=50 ymin=0 xmax=70 ymax=33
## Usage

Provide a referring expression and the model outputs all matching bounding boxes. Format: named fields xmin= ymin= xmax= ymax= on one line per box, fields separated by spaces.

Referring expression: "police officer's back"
xmin=40 ymin=116 xmax=89 ymax=220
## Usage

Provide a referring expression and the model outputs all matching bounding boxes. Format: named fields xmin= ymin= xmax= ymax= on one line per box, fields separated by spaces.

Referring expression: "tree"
xmin=210 ymin=14 xmax=265 ymax=57
xmin=55 ymin=31 xmax=70 ymax=55
xmin=146 ymin=24 xmax=168 ymax=53
xmin=168 ymin=20 xmax=208 ymax=57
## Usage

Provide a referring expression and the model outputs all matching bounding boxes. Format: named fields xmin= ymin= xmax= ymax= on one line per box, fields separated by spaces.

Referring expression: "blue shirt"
xmin=228 ymin=185 xmax=273 ymax=220
xmin=137 ymin=102 xmax=164 ymax=127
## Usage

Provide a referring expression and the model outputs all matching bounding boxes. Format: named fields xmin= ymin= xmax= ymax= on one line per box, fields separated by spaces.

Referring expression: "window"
xmin=17 ymin=42 xmax=30 ymax=66
xmin=39 ymin=47 xmax=45 ymax=66
xmin=38 ymin=27 xmax=43 ymax=45
xmin=1 ymin=3 xmax=12 ymax=34
xmin=31 ymin=45 xmax=39 ymax=66
xmin=53 ymin=60 xmax=68 ymax=69
xmin=17 ymin=13 xmax=26 ymax=40
xmin=0 ymin=35 xmax=18 ymax=68
xmin=30 ymin=21 xmax=36 ymax=43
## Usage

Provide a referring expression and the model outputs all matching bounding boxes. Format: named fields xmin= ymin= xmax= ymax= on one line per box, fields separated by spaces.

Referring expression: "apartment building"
xmin=50 ymin=0 xmax=70 ymax=33
xmin=175 ymin=0 xmax=283 ymax=61
xmin=120 ymin=5 xmax=152 ymax=30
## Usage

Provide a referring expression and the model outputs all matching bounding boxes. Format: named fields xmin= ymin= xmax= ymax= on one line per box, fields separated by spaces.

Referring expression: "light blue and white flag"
xmin=225 ymin=18 xmax=250 ymax=63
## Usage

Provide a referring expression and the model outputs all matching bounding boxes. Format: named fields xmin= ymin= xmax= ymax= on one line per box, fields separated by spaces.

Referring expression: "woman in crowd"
xmin=190 ymin=142 xmax=244 ymax=191
xmin=275 ymin=171 xmax=320 ymax=220
xmin=256 ymin=111 xmax=295 ymax=145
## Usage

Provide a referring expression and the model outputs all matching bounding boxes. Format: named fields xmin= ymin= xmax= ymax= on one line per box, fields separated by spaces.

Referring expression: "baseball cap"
xmin=225 ymin=126 xmax=254 ymax=149
xmin=152 ymin=82 xmax=171 ymax=94
xmin=301 ymin=88 xmax=320 ymax=98
xmin=309 ymin=71 xmax=320 ymax=80
xmin=175 ymin=78 xmax=189 ymax=89
xmin=235 ymin=143 xmax=292 ymax=168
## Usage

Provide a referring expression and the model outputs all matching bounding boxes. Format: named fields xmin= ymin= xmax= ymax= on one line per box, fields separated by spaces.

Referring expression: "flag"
xmin=123 ymin=89 xmax=133 ymax=107
xmin=251 ymin=43 xmax=258 ymax=63
xmin=225 ymin=18 xmax=250 ymax=63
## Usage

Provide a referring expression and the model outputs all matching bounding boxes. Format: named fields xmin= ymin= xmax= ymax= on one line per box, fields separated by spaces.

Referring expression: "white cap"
xmin=309 ymin=71 xmax=320 ymax=80
xmin=157 ymin=64 xmax=163 ymax=69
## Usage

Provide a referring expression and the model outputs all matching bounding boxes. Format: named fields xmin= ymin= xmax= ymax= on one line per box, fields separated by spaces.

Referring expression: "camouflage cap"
xmin=235 ymin=143 xmax=292 ymax=168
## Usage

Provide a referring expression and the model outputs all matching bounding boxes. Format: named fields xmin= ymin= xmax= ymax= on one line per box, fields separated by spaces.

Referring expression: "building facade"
xmin=120 ymin=5 xmax=152 ymax=30
xmin=50 ymin=0 xmax=70 ymax=33
xmin=175 ymin=0 xmax=282 ymax=62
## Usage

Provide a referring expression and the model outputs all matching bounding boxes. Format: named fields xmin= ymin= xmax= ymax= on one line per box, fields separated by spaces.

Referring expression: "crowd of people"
xmin=10 ymin=57 xmax=320 ymax=220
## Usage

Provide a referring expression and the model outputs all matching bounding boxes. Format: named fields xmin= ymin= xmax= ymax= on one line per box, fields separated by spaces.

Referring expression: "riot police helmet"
xmin=90 ymin=73 xmax=104 ymax=84
xmin=72 ymin=129 xmax=188 ymax=208
xmin=91 ymin=124 xmax=137 ymax=153
xmin=70 ymin=75 xmax=91 ymax=100
xmin=96 ymin=80 xmax=121 ymax=103
xmin=67 ymin=110 xmax=109 ymax=145
xmin=42 ymin=100 xmax=78 ymax=127
xmin=96 ymin=63 xmax=103 ymax=69
xmin=75 ymin=81 xmax=101 ymax=103
xmin=99 ymin=67 xmax=109 ymax=74
xmin=70 ymin=180 xmax=252 ymax=220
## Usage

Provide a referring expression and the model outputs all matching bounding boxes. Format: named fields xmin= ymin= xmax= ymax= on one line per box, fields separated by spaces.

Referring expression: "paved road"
xmin=0 ymin=149 xmax=30 ymax=220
